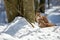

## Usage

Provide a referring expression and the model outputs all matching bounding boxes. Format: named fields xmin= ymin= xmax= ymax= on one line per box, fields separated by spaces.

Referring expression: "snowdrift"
xmin=0 ymin=17 xmax=60 ymax=40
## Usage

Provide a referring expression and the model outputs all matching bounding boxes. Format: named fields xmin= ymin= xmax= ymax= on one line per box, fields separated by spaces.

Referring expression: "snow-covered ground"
xmin=0 ymin=17 xmax=60 ymax=40
xmin=45 ymin=6 xmax=60 ymax=14
xmin=45 ymin=6 xmax=60 ymax=26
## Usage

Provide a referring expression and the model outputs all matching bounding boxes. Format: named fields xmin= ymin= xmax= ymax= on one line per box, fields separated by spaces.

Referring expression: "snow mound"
xmin=0 ymin=33 xmax=20 ymax=40
xmin=0 ymin=17 xmax=60 ymax=40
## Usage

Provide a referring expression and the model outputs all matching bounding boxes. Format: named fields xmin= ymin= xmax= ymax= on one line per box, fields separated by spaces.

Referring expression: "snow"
xmin=0 ymin=17 xmax=60 ymax=40
xmin=45 ymin=6 xmax=60 ymax=15
xmin=45 ymin=6 xmax=60 ymax=26
xmin=0 ymin=25 xmax=7 ymax=33
xmin=0 ymin=33 xmax=20 ymax=40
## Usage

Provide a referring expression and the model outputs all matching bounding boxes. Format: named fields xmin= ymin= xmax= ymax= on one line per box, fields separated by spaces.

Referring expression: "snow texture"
xmin=0 ymin=17 xmax=60 ymax=40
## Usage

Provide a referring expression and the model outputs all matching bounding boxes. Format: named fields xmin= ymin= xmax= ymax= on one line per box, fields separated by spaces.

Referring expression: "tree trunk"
xmin=23 ymin=0 xmax=35 ymax=23
xmin=18 ymin=0 xmax=24 ymax=17
xmin=4 ymin=0 xmax=35 ymax=23
xmin=40 ymin=0 xmax=45 ymax=13
xmin=34 ymin=0 xmax=39 ymax=11
xmin=48 ymin=0 xmax=50 ymax=8
xmin=4 ymin=0 xmax=19 ymax=22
